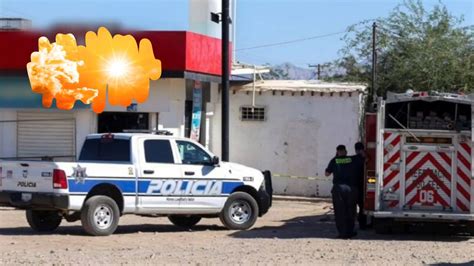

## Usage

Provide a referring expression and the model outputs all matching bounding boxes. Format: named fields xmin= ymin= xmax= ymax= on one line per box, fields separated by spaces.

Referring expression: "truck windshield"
xmin=79 ymin=138 xmax=131 ymax=162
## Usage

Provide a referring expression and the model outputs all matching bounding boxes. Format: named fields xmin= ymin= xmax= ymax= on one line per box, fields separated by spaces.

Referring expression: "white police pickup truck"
xmin=0 ymin=133 xmax=272 ymax=236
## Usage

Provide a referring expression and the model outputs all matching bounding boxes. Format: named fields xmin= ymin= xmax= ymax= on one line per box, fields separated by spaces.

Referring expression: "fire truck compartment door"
xmin=402 ymin=145 xmax=455 ymax=212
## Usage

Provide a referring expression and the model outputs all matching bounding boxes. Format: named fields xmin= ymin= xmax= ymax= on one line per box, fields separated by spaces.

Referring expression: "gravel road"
xmin=0 ymin=200 xmax=473 ymax=265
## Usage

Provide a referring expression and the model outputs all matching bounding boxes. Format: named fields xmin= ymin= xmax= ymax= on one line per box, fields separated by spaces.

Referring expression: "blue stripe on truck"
xmin=68 ymin=179 xmax=136 ymax=193
xmin=68 ymin=179 xmax=243 ymax=195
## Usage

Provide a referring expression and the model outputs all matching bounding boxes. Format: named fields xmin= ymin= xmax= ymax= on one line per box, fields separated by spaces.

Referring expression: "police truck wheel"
xmin=168 ymin=215 xmax=202 ymax=228
xmin=81 ymin=196 xmax=120 ymax=236
xmin=26 ymin=210 xmax=62 ymax=232
xmin=220 ymin=192 xmax=259 ymax=230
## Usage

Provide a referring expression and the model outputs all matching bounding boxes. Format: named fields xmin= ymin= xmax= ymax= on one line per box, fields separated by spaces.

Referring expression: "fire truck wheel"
xmin=374 ymin=218 xmax=393 ymax=234
xmin=168 ymin=215 xmax=202 ymax=228
xmin=26 ymin=210 xmax=62 ymax=232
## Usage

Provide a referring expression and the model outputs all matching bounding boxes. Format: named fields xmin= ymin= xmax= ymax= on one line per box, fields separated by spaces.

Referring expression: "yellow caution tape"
xmin=272 ymin=173 xmax=331 ymax=181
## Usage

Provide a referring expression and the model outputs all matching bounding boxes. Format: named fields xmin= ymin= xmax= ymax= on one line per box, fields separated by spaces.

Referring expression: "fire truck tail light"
xmin=367 ymin=177 xmax=376 ymax=184
xmin=53 ymin=169 xmax=68 ymax=189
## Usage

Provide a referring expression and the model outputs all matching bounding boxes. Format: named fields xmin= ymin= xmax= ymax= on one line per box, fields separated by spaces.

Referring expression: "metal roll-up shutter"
xmin=17 ymin=112 xmax=76 ymax=161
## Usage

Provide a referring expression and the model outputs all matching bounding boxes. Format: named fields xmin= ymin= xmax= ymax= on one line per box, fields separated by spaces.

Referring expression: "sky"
xmin=1 ymin=0 xmax=472 ymax=67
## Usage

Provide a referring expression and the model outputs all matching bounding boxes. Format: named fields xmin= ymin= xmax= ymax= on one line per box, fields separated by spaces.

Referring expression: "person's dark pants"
xmin=357 ymin=195 xmax=367 ymax=229
xmin=332 ymin=184 xmax=358 ymax=238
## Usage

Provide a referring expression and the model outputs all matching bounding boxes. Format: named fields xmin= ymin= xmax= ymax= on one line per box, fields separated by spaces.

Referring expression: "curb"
xmin=273 ymin=195 xmax=331 ymax=203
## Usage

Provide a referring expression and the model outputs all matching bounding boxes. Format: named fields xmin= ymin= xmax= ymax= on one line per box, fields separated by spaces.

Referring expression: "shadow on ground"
xmin=230 ymin=211 xmax=473 ymax=242
xmin=0 ymin=212 xmax=472 ymax=241
xmin=0 ymin=223 xmax=226 ymax=236
xmin=430 ymin=262 xmax=474 ymax=266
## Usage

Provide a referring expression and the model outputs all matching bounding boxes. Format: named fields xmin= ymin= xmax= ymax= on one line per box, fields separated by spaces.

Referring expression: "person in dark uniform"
xmin=353 ymin=142 xmax=367 ymax=230
xmin=325 ymin=145 xmax=358 ymax=239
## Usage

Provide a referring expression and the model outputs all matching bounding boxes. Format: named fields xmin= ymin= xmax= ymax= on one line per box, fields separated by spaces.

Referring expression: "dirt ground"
xmin=0 ymin=200 xmax=473 ymax=265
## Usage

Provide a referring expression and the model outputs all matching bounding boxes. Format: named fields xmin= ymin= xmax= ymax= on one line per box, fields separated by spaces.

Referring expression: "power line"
xmin=234 ymin=19 xmax=377 ymax=52
xmin=235 ymin=30 xmax=348 ymax=51
xmin=236 ymin=50 xmax=274 ymax=63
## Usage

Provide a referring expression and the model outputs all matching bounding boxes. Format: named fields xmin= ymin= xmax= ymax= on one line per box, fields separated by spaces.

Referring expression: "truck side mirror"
xmin=212 ymin=156 xmax=220 ymax=165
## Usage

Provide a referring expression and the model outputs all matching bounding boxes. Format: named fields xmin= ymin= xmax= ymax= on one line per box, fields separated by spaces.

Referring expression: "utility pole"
xmin=308 ymin=64 xmax=321 ymax=80
xmin=221 ymin=0 xmax=230 ymax=161
xmin=371 ymin=22 xmax=377 ymax=106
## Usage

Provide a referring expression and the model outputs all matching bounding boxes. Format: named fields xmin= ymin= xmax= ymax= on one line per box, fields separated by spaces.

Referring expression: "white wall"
xmin=103 ymin=78 xmax=187 ymax=137
xmin=189 ymin=0 xmax=222 ymax=39
xmin=210 ymin=90 xmax=364 ymax=197
xmin=75 ymin=109 xmax=96 ymax=158
xmin=154 ymin=79 xmax=186 ymax=137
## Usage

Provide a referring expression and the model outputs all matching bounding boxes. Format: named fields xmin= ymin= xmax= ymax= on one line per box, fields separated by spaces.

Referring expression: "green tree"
xmin=337 ymin=0 xmax=474 ymax=94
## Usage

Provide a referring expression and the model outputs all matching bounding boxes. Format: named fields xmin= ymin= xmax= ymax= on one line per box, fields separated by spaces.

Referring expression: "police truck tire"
xmin=26 ymin=210 xmax=62 ymax=232
xmin=220 ymin=192 xmax=259 ymax=230
xmin=81 ymin=195 xmax=120 ymax=236
xmin=168 ymin=215 xmax=202 ymax=228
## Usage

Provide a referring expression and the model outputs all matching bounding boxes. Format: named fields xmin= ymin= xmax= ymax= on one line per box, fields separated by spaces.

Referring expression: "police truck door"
xmin=137 ymin=138 xmax=183 ymax=213
xmin=175 ymin=140 xmax=230 ymax=212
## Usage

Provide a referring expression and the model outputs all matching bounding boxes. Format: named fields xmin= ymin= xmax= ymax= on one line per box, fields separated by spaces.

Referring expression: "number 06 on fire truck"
xmin=363 ymin=91 xmax=474 ymax=234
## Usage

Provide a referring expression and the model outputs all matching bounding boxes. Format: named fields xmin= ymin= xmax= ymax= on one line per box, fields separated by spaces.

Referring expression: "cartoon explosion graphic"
xmin=26 ymin=27 xmax=162 ymax=113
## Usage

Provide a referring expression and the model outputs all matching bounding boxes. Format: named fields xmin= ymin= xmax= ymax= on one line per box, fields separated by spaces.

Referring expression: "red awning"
xmin=0 ymin=29 xmax=230 ymax=78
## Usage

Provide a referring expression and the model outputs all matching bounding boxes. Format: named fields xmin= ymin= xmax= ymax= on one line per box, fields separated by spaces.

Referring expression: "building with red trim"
xmin=0 ymin=19 xmax=368 ymax=198
xmin=0 ymin=27 xmax=229 ymax=159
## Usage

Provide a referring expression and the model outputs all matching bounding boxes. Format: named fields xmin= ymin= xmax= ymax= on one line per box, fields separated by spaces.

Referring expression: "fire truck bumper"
xmin=373 ymin=211 xmax=474 ymax=221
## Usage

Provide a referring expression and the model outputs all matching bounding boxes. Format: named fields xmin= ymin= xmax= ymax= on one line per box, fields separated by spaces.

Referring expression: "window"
xmin=386 ymin=100 xmax=471 ymax=131
xmin=240 ymin=106 xmax=266 ymax=121
xmin=176 ymin=141 xmax=212 ymax=165
xmin=97 ymin=112 xmax=149 ymax=133
xmin=144 ymin=140 xmax=174 ymax=163
xmin=79 ymin=138 xmax=130 ymax=162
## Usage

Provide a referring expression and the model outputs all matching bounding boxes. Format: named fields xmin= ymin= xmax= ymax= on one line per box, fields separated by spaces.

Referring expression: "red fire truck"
xmin=364 ymin=91 xmax=474 ymax=234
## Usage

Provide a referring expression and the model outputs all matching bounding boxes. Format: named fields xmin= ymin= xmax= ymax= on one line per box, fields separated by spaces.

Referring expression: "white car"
xmin=0 ymin=133 xmax=273 ymax=236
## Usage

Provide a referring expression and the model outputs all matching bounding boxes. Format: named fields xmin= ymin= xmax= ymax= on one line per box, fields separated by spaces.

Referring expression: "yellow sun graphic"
xmin=26 ymin=27 xmax=162 ymax=113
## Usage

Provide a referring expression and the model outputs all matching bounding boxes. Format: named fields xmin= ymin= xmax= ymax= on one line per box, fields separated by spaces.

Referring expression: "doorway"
xmin=98 ymin=112 xmax=149 ymax=133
